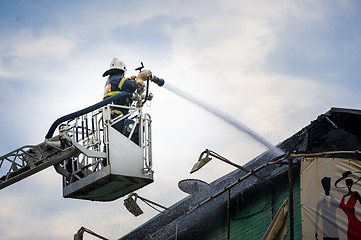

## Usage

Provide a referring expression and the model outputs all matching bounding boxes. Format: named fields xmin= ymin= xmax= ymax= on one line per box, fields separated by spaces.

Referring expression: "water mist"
xmin=163 ymin=82 xmax=284 ymax=157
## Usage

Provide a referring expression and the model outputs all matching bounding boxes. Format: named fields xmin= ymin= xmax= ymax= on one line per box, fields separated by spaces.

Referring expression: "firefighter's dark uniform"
xmin=103 ymin=74 xmax=138 ymax=133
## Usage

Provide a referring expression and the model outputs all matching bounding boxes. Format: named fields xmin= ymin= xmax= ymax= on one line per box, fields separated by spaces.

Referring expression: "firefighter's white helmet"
xmin=103 ymin=58 xmax=127 ymax=77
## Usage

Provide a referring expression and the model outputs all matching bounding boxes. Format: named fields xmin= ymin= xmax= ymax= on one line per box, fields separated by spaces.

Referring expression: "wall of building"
xmin=207 ymin=177 xmax=302 ymax=240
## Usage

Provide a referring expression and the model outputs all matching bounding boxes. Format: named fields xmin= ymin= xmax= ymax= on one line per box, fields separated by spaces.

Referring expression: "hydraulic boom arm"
xmin=0 ymin=92 xmax=132 ymax=191
xmin=0 ymin=137 xmax=76 ymax=190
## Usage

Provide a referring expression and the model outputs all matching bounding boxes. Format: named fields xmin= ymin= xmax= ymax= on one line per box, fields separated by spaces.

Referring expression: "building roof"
xmin=120 ymin=108 xmax=361 ymax=240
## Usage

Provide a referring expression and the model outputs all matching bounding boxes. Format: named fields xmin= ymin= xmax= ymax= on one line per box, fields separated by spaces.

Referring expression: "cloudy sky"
xmin=1 ymin=0 xmax=361 ymax=239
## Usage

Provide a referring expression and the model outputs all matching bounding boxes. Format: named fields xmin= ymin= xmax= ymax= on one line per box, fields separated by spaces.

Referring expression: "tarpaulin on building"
xmin=301 ymin=157 xmax=361 ymax=240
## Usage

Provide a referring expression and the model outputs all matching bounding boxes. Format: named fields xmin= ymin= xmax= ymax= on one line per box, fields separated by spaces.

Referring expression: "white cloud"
xmin=11 ymin=33 xmax=73 ymax=59
xmin=0 ymin=61 xmax=14 ymax=78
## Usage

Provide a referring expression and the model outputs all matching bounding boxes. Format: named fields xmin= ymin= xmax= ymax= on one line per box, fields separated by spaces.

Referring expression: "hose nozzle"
xmin=152 ymin=76 xmax=165 ymax=87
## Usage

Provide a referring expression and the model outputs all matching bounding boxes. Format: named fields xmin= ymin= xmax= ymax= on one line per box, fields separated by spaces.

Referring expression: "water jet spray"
xmin=162 ymin=82 xmax=284 ymax=156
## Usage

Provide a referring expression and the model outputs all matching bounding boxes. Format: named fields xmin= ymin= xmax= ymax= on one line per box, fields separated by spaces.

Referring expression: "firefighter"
xmin=103 ymin=58 xmax=139 ymax=133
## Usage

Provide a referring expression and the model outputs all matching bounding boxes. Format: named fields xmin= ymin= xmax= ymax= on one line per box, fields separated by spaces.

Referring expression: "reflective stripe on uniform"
xmin=118 ymin=77 xmax=127 ymax=89
xmin=104 ymin=91 xmax=120 ymax=98
xmin=113 ymin=109 xmax=123 ymax=115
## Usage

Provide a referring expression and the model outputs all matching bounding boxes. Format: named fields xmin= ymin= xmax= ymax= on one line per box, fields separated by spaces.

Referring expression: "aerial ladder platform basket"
xmin=0 ymin=67 xmax=163 ymax=202
xmin=60 ymin=97 xmax=154 ymax=201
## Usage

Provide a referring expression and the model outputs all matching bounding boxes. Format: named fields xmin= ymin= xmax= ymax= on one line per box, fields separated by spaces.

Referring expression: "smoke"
xmin=163 ymin=82 xmax=284 ymax=156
